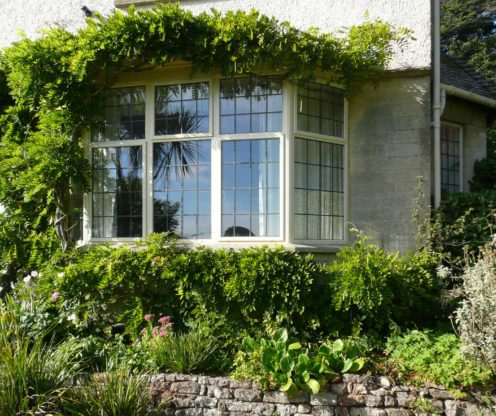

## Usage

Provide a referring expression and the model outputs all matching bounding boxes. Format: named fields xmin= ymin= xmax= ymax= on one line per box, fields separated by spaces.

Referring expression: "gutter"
xmin=432 ymin=0 xmax=442 ymax=208
xmin=441 ymin=83 xmax=496 ymax=109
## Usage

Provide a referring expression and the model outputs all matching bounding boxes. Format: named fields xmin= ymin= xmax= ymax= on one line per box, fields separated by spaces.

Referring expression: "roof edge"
xmin=441 ymin=83 xmax=496 ymax=109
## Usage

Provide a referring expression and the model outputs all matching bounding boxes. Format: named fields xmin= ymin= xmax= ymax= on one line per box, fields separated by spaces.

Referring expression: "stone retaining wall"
xmin=148 ymin=373 xmax=492 ymax=416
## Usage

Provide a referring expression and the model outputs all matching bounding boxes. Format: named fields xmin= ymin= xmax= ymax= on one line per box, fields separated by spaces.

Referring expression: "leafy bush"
xmin=236 ymin=328 xmax=364 ymax=395
xmin=32 ymin=234 xmax=320 ymax=347
xmin=327 ymin=232 xmax=444 ymax=334
xmin=456 ymin=239 xmax=496 ymax=372
xmin=385 ymin=329 xmax=493 ymax=389
xmin=431 ymin=191 xmax=496 ymax=268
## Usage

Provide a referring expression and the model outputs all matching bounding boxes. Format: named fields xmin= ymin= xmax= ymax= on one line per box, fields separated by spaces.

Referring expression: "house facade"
xmin=1 ymin=0 xmax=494 ymax=258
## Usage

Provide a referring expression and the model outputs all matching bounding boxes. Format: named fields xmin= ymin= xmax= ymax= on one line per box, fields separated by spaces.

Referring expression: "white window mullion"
xmin=145 ymin=83 xmax=154 ymax=236
xmin=211 ymin=77 xmax=222 ymax=241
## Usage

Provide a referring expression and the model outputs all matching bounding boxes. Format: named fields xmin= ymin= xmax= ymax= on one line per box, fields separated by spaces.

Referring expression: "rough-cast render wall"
xmin=0 ymin=0 xmax=432 ymax=71
xmin=442 ymin=97 xmax=488 ymax=191
xmin=0 ymin=0 xmax=114 ymax=48
xmin=348 ymin=76 xmax=432 ymax=253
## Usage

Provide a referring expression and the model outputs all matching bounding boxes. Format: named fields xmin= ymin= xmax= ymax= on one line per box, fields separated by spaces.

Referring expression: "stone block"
xmin=385 ymin=409 xmax=413 ymax=416
xmin=226 ymin=401 xmax=255 ymax=413
xmin=175 ymin=409 xmax=204 ymax=416
xmin=229 ymin=379 xmax=252 ymax=389
xmin=313 ymin=405 xmax=335 ymax=415
xmin=367 ymin=410 xmax=388 ymax=416
xmin=310 ymin=392 xmax=338 ymax=406
xmin=263 ymin=390 xmax=309 ymax=404
xmin=171 ymin=382 xmax=201 ymax=395
xmin=297 ymin=403 xmax=312 ymax=413
xmin=207 ymin=377 xmax=230 ymax=387
xmin=330 ymin=383 xmax=346 ymax=395
xmin=366 ymin=395 xmax=384 ymax=407
xmin=176 ymin=374 xmax=197 ymax=382
xmin=203 ymin=411 xmax=229 ymax=416
xmin=174 ymin=395 xmax=196 ymax=408
xmin=370 ymin=388 xmax=388 ymax=397
xmin=207 ymin=386 xmax=233 ymax=399
xmin=396 ymin=392 xmax=415 ymax=407
xmin=275 ymin=404 xmax=299 ymax=416
xmin=233 ymin=388 xmax=262 ymax=402
xmin=429 ymin=389 xmax=454 ymax=400
xmin=379 ymin=377 xmax=393 ymax=388
xmin=251 ymin=402 xmax=276 ymax=415
xmin=194 ymin=396 xmax=217 ymax=408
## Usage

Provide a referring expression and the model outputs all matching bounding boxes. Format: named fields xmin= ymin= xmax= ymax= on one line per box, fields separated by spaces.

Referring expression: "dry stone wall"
xmin=148 ymin=373 xmax=492 ymax=416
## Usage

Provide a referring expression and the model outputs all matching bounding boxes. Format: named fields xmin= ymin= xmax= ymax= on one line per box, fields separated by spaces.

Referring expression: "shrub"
xmin=431 ymin=191 xmax=496 ymax=269
xmin=32 ymin=234 xmax=320 ymax=347
xmin=456 ymin=239 xmax=496 ymax=372
xmin=385 ymin=329 xmax=493 ymax=389
xmin=327 ymin=232 xmax=444 ymax=334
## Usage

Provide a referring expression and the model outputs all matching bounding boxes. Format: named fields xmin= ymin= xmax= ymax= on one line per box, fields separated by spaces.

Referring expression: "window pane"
xmin=220 ymin=77 xmax=283 ymax=133
xmin=92 ymin=146 xmax=143 ymax=238
xmin=297 ymin=81 xmax=345 ymax=138
xmin=153 ymin=140 xmax=211 ymax=239
xmin=93 ymin=87 xmax=146 ymax=142
xmin=441 ymin=124 xmax=461 ymax=197
xmin=294 ymin=138 xmax=344 ymax=240
xmin=155 ymin=82 xmax=209 ymax=135
xmin=222 ymin=139 xmax=280 ymax=237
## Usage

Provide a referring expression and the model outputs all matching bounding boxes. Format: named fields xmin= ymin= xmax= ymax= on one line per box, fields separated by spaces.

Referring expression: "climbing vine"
xmin=0 ymin=4 xmax=408 ymax=282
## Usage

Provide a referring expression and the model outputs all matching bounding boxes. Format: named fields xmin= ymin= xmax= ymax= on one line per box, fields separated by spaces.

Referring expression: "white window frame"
xmin=290 ymin=80 xmax=349 ymax=246
xmin=83 ymin=70 xmax=348 ymax=248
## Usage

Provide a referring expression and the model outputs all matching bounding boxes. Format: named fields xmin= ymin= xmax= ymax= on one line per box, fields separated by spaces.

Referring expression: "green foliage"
xmin=441 ymin=0 xmax=496 ymax=82
xmin=237 ymin=328 xmax=364 ymax=395
xmin=456 ymin=240 xmax=496 ymax=372
xmin=431 ymin=191 xmax=496 ymax=268
xmin=64 ymin=361 xmax=160 ymax=416
xmin=149 ymin=330 xmax=225 ymax=374
xmin=32 ymin=234 xmax=320 ymax=346
xmin=0 ymin=3 xmax=407 ymax=267
xmin=327 ymin=232 xmax=445 ymax=334
xmin=385 ymin=329 xmax=493 ymax=389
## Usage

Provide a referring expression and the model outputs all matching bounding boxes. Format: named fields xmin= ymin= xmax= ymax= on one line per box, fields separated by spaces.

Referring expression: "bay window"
xmin=86 ymin=74 xmax=347 ymax=247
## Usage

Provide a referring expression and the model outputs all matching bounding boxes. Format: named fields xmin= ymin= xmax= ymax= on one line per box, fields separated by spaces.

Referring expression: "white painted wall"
xmin=0 ymin=0 xmax=432 ymax=70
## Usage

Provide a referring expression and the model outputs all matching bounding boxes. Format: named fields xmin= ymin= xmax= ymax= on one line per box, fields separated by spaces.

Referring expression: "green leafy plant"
xmin=239 ymin=328 xmax=364 ymax=395
xmin=385 ymin=329 xmax=493 ymax=390
xmin=456 ymin=238 xmax=496 ymax=372
xmin=327 ymin=231 xmax=444 ymax=335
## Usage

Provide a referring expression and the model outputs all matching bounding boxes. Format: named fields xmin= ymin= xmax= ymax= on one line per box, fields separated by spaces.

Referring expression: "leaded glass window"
xmin=92 ymin=87 xmax=145 ymax=142
xmin=92 ymin=146 xmax=143 ymax=238
xmin=153 ymin=140 xmax=211 ymax=239
xmin=441 ymin=123 xmax=462 ymax=196
xmin=294 ymin=138 xmax=344 ymax=240
xmin=155 ymin=82 xmax=209 ymax=135
xmin=220 ymin=77 xmax=283 ymax=134
xmin=222 ymin=139 xmax=280 ymax=237
xmin=297 ymin=82 xmax=344 ymax=138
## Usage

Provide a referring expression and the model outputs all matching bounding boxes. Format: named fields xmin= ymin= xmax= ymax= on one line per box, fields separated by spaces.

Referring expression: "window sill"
xmin=82 ymin=239 xmax=344 ymax=254
xmin=115 ymin=0 xmax=174 ymax=7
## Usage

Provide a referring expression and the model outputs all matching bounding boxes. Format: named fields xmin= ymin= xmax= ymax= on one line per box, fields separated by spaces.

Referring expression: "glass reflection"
xmin=221 ymin=139 xmax=279 ymax=237
xmin=153 ymin=140 xmax=211 ymax=239
xmin=92 ymin=146 xmax=143 ymax=238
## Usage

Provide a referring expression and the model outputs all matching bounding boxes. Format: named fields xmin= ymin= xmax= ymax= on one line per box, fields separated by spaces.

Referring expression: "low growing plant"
xmin=385 ymin=329 xmax=493 ymax=390
xmin=237 ymin=328 xmax=365 ymax=395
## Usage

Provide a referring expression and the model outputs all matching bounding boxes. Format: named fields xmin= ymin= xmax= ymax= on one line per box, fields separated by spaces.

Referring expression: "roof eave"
xmin=441 ymin=82 xmax=496 ymax=109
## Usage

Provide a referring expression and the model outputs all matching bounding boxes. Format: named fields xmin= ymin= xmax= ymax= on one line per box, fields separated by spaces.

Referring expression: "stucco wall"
xmin=348 ymin=76 xmax=432 ymax=253
xmin=442 ymin=96 xmax=488 ymax=191
xmin=0 ymin=0 xmax=432 ymax=71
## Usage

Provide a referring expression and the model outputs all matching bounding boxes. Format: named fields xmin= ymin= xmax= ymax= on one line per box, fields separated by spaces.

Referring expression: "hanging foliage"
xmin=0 ymin=4 xmax=408 ymax=283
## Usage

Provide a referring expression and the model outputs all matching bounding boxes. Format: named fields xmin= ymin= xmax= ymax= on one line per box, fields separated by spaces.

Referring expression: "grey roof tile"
xmin=441 ymin=53 xmax=496 ymax=101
